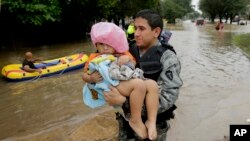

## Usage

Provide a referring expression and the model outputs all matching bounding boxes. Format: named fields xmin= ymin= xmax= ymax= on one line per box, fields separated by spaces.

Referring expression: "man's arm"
xmin=32 ymin=58 xmax=42 ymax=62
xmin=157 ymin=50 xmax=183 ymax=113
xmin=23 ymin=65 xmax=42 ymax=73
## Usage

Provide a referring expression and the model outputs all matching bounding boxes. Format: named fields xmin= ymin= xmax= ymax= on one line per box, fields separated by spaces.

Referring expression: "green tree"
xmin=2 ymin=0 xmax=61 ymax=25
xmin=0 ymin=0 xmax=160 ymax=45
xmin=161 ymin=0 xmax=192 ymax=23
xmin=199 ymin=0 xmax=247 ymax=23
xmin=96 ymin=0 xmax=119 ymax=19
xmin=175 ymin=0 xmax=193 ymax=13
xmin=99 ymin=0 xmax=158 ymax=27
xmin=60 ymin=0 xmax=100 ymax=34
xmin=199 ymin=0 xmax=218 ymax=22
xmin=186 ymin=11 xmax=201 ymax=21
xmin=121 ymin=0 xmax=159 ymax=16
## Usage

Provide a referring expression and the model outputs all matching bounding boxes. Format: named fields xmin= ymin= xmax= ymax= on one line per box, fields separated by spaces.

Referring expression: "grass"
xmin=233 ymin=33 xmax=250 ymax=57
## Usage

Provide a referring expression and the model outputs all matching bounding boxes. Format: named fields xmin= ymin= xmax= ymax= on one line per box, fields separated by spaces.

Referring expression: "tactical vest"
xmin=116 ymin=43 xmax=178 ymax=139
xmin=129 ymin=42 xmax=176 ymax=81
xmin=129 ymin=42 xmax=177 ymax=123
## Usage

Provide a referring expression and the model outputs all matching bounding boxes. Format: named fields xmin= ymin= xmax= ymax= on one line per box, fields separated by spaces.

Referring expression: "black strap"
xmin=156 ymin=105 xmax=177 ymax=123
xmin=161 ymin=43 xmax=176 ymax=54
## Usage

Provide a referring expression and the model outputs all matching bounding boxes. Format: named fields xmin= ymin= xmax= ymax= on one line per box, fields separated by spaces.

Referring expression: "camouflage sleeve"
xmin=157 ymin=50 xmax=183 ymax=113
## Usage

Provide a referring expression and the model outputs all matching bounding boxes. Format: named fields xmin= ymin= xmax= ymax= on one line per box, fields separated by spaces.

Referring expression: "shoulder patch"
xmin=165 ymin=70 xmax=173 ymax=80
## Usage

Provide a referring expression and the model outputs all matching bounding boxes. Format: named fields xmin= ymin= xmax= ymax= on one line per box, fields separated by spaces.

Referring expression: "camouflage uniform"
xmin=116 ymin=42 xmax=183 ymax=141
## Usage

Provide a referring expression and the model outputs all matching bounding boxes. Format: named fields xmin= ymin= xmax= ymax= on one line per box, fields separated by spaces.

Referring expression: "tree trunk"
xmin=114 ymin=16 xmax=119 ymax=26
xmin=219 ymin=14 xmax=222 ymax=23
xmin=121 ymin=18 xmax=125 ymax=29
xmin=230 ymin=14 xmax=233 ymax=24
xmin=211 ymin=18 xmax=215 ymax=23
xmin=108 ymin=16 xmax=112 ymax=22
xmin=211 ymin=15 xmax=215 ymax=23
xmin=225 ymin=16 xmax=228 ymax=23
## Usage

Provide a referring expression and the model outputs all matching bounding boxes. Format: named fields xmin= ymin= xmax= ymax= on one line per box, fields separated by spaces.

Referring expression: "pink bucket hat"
xmin=90 ymin=22 xmax=129 ymax=53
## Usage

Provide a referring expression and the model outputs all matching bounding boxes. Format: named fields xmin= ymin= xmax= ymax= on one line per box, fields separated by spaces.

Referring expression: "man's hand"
xmin=36 ymin=69 xmax=42 ymax=73
xmin=33 ymin=58 xmax=42 ymax=62
xmin=103 ymin=86 xmax=126 ymax=106
xmin=89 ymin=71 xmax=103 ymax=83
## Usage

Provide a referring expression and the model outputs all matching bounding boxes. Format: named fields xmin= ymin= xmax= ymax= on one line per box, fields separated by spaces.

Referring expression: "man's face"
xmin=134 ymin=17 xmax=160 ymax=49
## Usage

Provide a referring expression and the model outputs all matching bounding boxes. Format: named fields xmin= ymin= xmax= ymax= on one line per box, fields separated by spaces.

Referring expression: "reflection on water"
xmin=0 ymin=22 xmax=250 ymax=140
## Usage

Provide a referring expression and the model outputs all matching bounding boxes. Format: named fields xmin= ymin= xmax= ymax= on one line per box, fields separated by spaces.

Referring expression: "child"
xmin=82 ymin=22 xmax=159 ymax=140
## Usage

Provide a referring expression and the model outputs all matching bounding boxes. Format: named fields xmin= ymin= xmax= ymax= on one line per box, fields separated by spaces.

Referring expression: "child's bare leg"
xmin=116 ymin=79 xmax=147 ymax=139
xmin=144 ymin=79 xmax=159 ymax=140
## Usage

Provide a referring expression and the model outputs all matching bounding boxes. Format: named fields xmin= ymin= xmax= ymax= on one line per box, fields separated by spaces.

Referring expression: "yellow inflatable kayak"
xmin=1 ymin=53 xmax=88 ymax=81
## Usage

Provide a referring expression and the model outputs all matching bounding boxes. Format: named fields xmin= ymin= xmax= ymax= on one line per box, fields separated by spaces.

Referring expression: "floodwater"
xmin=0 ymin=21 xmax=249 ymax=141
xmin=0 ymin=40 xmax=112 ymax=140
xmin=167 ymin=21 xmax=250 ymax=141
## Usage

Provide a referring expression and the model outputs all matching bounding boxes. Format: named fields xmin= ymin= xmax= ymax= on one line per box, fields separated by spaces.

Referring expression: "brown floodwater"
xmin=167 ymin=21 xmax=250 ymax=141
xmin=0 ymin=21 xmax=250 ymax=141
xmin=0 ymin=40 xmax=112 ymax=140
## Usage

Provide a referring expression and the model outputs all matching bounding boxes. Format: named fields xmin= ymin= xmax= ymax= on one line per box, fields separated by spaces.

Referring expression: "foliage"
xmin=0 ymin=0 xmax=190 ymax=44
xmin=186 ymin=11 xmax=201 ymax=20
xmin=120 ymin=0 xmax=159 ymax=16
xmin=175 ymin=0 xmax=193 ymax=13
xmin=161 ymin=0 xmax=192 ymax=23
xmin=2 ymin=0 xmax=61 ymax=25
xmin=199 ymin=0 xmax=218 ymax=22
xmin=96 ymin=0 xmax=119 ymax=19
xmin=0 ymin=0 xmax=161 ymax=27
xmin=199 ymin=0 xmax=248 ymax=22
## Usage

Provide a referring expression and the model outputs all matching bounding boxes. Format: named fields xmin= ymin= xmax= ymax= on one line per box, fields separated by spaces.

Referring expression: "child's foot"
xmin=145 ymin=120 xmax=157 ymax=140
xmin=129 ymin=119 xmax=147 ymax=139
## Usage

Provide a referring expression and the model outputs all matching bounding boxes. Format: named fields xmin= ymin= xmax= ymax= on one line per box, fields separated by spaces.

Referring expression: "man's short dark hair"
xmin=135 ymin=9 xmax=163 ymax=31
